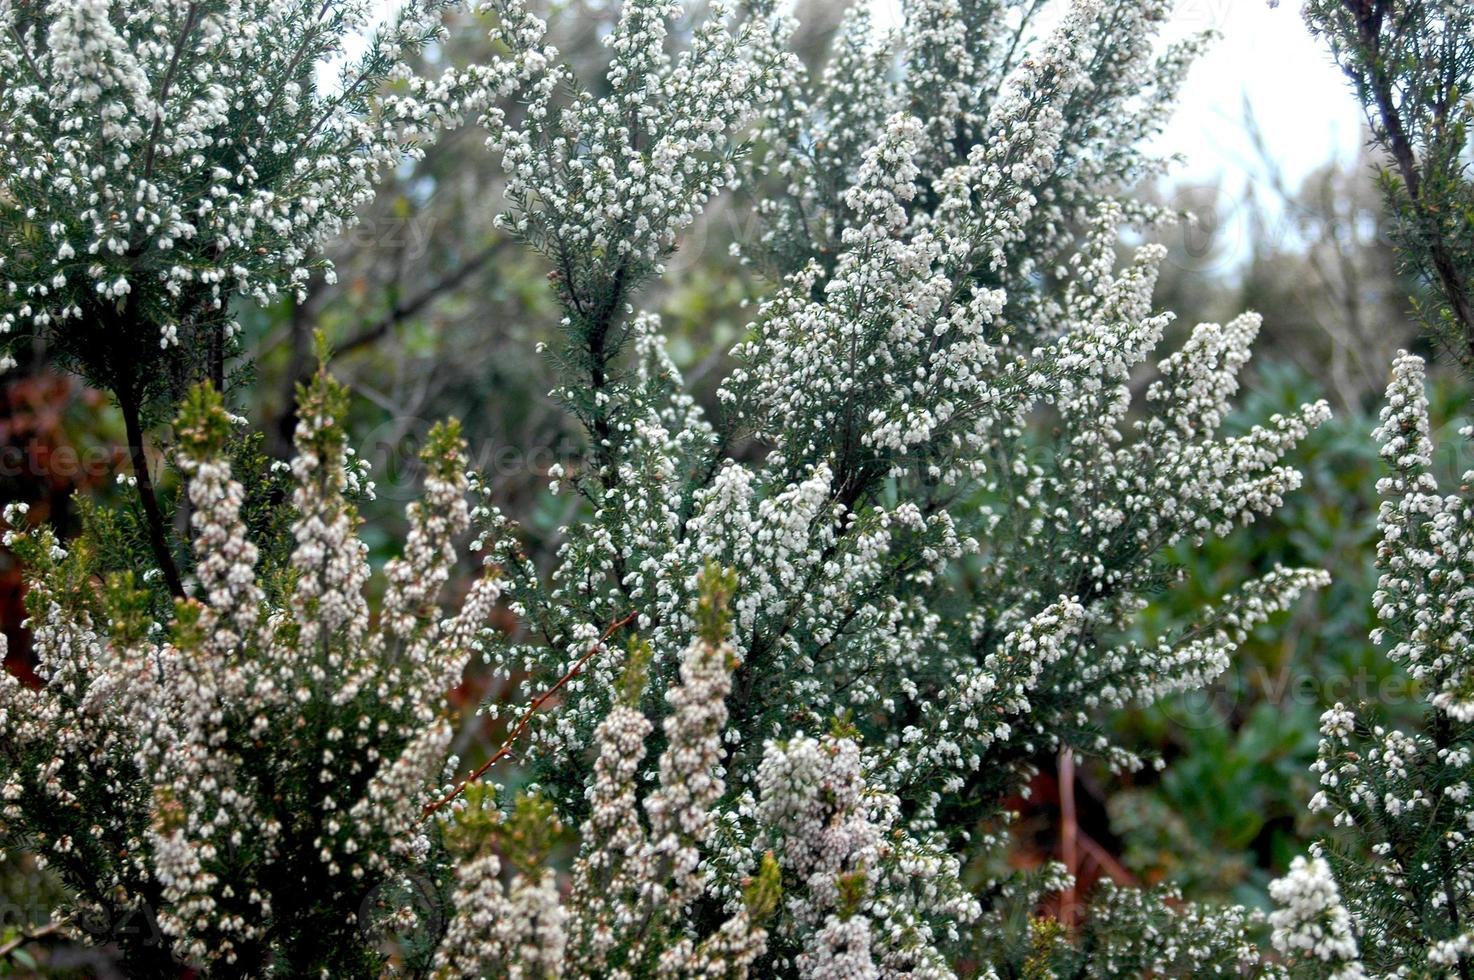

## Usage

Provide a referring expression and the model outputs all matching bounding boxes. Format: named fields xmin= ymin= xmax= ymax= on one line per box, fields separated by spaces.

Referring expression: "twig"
xmin=331 ymin=240 xmax=510 ymax=360
xmin=1346 ymin=0 xmax=1474 ymax=360
xmin=0 ymin=920 xmax=62 ymax=960
xmin=422 ymin=611 xmax=637 ymax=818
xmin=140 ymin=4 xmax=200 ymax=187
xmin=118 ymin=389 xmax=185 ymax=598
xmin=1058 ymin=748 xmax=1078 ymax=926
xmin=1077 ymin=832 xmax=1135 ymax=887
xmin=5 ymin=26 xmax=44 ymax=87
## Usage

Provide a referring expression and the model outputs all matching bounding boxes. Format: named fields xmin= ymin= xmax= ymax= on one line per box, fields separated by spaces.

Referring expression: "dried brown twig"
xmin=422 ymin=611 xmax=637 ymax=818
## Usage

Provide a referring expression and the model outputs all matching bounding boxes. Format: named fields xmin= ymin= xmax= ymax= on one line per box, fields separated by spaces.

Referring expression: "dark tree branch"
xmin=268 ymin=240 xmax=511 ymax=457
xmin=331 ymin=239 xmax=511 ymax=359
xmin=118 ymin=387 xmax=185 ymax=599
xmin=140 ymin=4 xmax=201 ymax=187
xmin=1346 ymin=0 xmax=1474 ymax=361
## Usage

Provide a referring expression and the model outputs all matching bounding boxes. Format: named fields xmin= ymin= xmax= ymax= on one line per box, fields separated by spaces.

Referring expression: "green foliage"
xmin=1106 ymin=361 xmax=1472 ymax=906
xmin=102 ymin=572 xmax=153 ymax=648
xmin=696 ymin=561 xmax=739 ymax=645
xmin=742 ymin=851 xmax=783 ymax=923
xmin=618 ymin=635 xmax=655 ymax=707
xmin=176 ymin=383 xmax=232 ymax=459
xmin=1022 ymin=915 xmax=1068 ymax=980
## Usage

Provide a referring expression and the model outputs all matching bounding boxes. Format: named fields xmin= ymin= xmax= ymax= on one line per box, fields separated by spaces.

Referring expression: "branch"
xmin=1077 ymin=831 xmax=1135 ymax=888
xmin=4 ymin=26 xmax=44 ymax=87
xmin=0 ymin=921 xmax=62 ymax=960
xmin=248 ymin=1 xmax=335 ymax=145
xmin=1059 ymin=748 xmax=1078 ymax=926
xmin=140 ymin=4 xmax=201 ymax=187
xmin=421 ymin=610 xmax=637 ymax=818
xmin=577 ymin=258 xmax=632 ymax=490
xmin=331 ymin=240 xmax=510 ymax=359
xmin=118 ymin=389 xmax=185 ymax=599
xmin=1347 ymin=0 xmax=1474 ymax=359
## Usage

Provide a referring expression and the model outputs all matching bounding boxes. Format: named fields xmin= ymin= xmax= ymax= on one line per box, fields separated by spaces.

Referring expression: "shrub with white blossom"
xmin=0 ymin=0 xmax=534 ymax=596
xmin=0 ymin=0 xmax=494 ymax=372
xmin=0 ymin=369 xmax=503 ymax=974
xmin=1268 ymin=354 xmax=1474 ymax=980
xmin=1265 ymin=3 xmax=1474 ymax=976
xmin=463 ymin=0 xmax=1327 ymax=972
xmin=0 ymin=0 xmax=1358 ymax=975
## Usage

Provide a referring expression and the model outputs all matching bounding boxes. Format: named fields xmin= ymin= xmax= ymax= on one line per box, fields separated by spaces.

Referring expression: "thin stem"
xmin=1059 ymin=748 xmax=1078 ymax=927
xmin=331 ymin=240 xmax=511 ymax=359
xmin=140 ymin=4 xmax=201 ymax=187
xmin=584 ymin=260 xmax=630 ymax=490
xmin=0 ymin=921 xmax=61 ymax=960
xmin=210 ymin=318 xmax=225 ymax=392
xmin=4 ymin=26 xmax=44 ymax=86
xmin=421 ymin=611 xmax=636 ymax=818
xmin=118 ymin=390 xmax=185 ymax=599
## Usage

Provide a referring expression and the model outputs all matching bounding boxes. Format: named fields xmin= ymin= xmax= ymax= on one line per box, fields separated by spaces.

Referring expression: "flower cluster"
xmin=747 ymin=732 xmax=979 ymax=977
xmin=749 ymin=0 xmax=1205 ymax=349
xmin=0 ymin=372 xmax=499 ymax=974
xmin=431 ymin=583 xmax=782 ymax=979
xmin=1370 ymin=354 xmax=1474 ymax=721
xmin=1269 ymin=855 xmax=1364 ymax=977
xmin=433 ymin=570 xmax=979 ymax=979
xmin=1274 ymin=354 xmax=1474 ymax=978
xmin=0 ymin=0 xmax=544 ymax=403
xmin=474 ymin=0 xmax=796 ymax=480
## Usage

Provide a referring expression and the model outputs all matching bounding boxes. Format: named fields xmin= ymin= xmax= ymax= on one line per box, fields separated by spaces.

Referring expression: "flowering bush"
xmin=462 ymin=0 xmax=1328 ymax=972
xmin=0 ymin=0 xmax=543 ymax=596
xmin=0 ymin=370 xmax=499 ymax=974
xmin=0 ymin=0 xmax=1359 ymax=976
xmin=1268 ymin=355 xmax=1474 ymax=979
xmin=0 ymin=0 xmax=482 ymax=372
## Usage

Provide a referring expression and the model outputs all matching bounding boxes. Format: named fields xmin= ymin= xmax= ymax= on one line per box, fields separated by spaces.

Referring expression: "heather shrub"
xmin=1259 ymin=3 xmax=1474 ymax=977
xmin=0 ymin=0 xmax=1407 ymax=976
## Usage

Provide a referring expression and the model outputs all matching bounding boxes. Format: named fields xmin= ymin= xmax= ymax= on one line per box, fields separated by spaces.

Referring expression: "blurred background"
xmin=3 ymin=0 xmax=1466 ymax=968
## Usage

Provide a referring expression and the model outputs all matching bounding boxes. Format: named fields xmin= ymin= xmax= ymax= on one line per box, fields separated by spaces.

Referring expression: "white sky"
xmin=1153 ymin=0 xmax=1365 ymax=189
